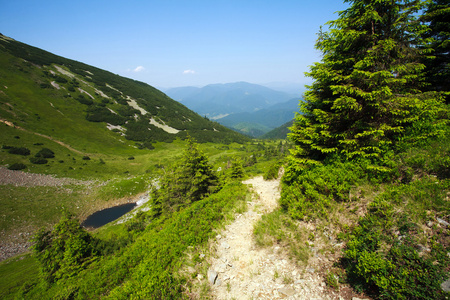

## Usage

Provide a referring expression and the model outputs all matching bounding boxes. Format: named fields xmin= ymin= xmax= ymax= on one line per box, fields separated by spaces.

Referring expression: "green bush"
xmin=343 ymin=178 xmax=450 ymax=299
xmin=263 ymin=160 xmax=281 ymax=180
xmin=229 ymin=158 xmax=245 ymax=180
xmin=31 ymin=215 xmax=97 ymax=283
xmin=29 ymin=157 xmax=48 ymax=164
xmin=8 ymin=163 xmax=26 ymax=170
xmin=7 ymin=147 xmax=30 ymax=156
xmin=35 ymin=148 xmax=55 ymax=158
xmin=280 ymin=160 xmax=365 ymax=220
xmin=54 ymin=76 xmax=67 ymax=83
xmin=76 ymin=95 xmax=93 ymax=106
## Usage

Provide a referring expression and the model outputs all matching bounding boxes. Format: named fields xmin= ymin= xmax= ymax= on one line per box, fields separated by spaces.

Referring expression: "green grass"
xmin=0 ymin=254 xmax=39 ymax=300
xmin=253 ymin=209 xmax=310 ymax=264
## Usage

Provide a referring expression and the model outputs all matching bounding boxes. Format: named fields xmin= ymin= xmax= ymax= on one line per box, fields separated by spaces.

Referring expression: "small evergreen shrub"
xmin=54 ymin=76 xmax=67 ymax=83
xmin=82 ymin=156 xmax=90 ymax=160
xmin=280 ymin=160 xmax=365 ymax=220
xmin=150 ymin=136 xmax=219 ymax=216
xmin=229 ymin=159 xmax=245 ymax=180
xmin=76 ymin=95 xmax=93 ymax=106
xmin=35 ymin=148 xmax=55 ymax=158
xmin=31 ymin=215 xmax=96 ymax=283
xmin=8 ymin=163 xmax=26 ymax=170
xmin=263 ymin=160 xmax=281 ymax=180
xmin=343 ymin=178 xmax=450 ymax=299
xmin=8 ymin=147 xmax=31 ymax=156
xmin=29 ymin=157 xmax=47 ymax=164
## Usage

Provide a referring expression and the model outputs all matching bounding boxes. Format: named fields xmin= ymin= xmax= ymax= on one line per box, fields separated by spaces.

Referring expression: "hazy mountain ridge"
xmin=218 ymin=98 xmax=299 ymax=137
xmin=165 ymin=82 xmax=297 ymax=119
xmin=165 ymin=82 xmax=301 ymax=137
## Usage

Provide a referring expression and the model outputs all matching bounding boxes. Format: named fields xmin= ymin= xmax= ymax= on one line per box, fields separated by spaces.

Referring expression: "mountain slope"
xmin=165 ymin=82 xmax=295 ymax=119
xmin=217 ymin=98 xmax=299 ymax=137
xmin=0 ymin=34 xmax=248 ymax=156
xmin=260 ymin=119 xmax=294 ymax=139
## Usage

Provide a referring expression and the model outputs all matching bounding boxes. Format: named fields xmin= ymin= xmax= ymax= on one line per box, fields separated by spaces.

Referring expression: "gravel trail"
xmin=209 ymin=176 xmax=336 ymax=300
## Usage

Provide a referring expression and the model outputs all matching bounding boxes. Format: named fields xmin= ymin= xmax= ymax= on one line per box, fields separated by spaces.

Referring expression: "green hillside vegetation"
xmin=261 ymin=119 xmax=294 ymax=140
xmin=0 ymin=136 xmax=288 ymax=299
xmin=0 ymin=33 xmax=248 ymax=151
xmin=229 ymin=121 xmax=272 ymax=138
xmin=256 ymin=0 xmax=450 ymax=298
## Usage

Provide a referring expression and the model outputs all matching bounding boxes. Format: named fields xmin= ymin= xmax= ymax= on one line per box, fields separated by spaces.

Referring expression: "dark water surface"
xmin=82 ymin=203 xmax=136 ymax=228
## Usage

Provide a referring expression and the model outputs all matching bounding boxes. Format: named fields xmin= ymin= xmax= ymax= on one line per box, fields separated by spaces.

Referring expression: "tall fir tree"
xmin=286 ymin=0 xmax=445 ymax=180
xmin=421 ymin=0 xmax=450 ymax=102
xmin=150 ymin=136 xmax=218 ymax=216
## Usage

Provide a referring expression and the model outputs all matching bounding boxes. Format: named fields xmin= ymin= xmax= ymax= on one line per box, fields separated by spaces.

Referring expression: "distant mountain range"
xmin=164 ymin=82 xmax=302 ymax=137
xmin=164 ymin=82 xmax=299 ymax=118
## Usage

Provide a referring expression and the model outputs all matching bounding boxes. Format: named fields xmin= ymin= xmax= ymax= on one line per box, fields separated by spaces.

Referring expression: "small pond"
xmin=82 ymin=203 xmax=137 ymax=229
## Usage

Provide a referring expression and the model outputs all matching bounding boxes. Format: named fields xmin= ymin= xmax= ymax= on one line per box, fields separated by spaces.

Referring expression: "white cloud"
xmin=183 ymin=69 xmax=196 ymax=74
xmin=133 ymin=66 xmax=145 ymax=72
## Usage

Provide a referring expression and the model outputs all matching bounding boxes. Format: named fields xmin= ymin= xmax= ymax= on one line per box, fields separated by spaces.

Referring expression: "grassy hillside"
xmin=260 ymin=119 xmax=294 ymax=139
xmin=0 ymin=34 xmax=248 ymax=156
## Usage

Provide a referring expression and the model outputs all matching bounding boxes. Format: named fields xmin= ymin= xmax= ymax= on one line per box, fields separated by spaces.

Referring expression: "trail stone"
xmin=441 ymin=278 xmax=450 ymax=292
xmin=208 ymin=269 xmax=218 ymax=284
xmin=437 ymin=217 xmax=450 ymax=227
xmin=279 ymin=287 xmax=296 ymax=296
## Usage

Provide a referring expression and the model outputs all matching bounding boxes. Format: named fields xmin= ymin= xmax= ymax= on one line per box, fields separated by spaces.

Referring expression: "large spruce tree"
xmin=287 ymin=0 xmax=440 ymax=178
xmin=422 ymin=0 xmax=450 ymax=102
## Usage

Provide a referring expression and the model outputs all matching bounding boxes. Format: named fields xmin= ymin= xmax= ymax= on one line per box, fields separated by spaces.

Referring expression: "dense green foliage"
xmin=287 ymin=0 xmax=446 ymax=172
xmin=16 ymin=181 xmax=248 ymax=299
xmin=421 ymin=0 xmax=450 ymax=102
xmin=280 ymin=0 xmax=450 ymax=298
xmin=344 ymin=177 xmax=450 ymax=299
xmin=282 ymin=160 xmax=365 ymax=220
xmin=150 ymin=137 xmax=219 ymax=216
xmin=31 ymin=214 xmax=96 ymax=283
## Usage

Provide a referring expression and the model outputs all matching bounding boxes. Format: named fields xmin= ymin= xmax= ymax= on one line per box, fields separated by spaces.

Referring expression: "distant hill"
xmin=165 ymin=82 xmax=296 ymax=119
xmin=260 ymin=119 xmax=294 ymax=140
xmin=0 ymin=34 xmax=248 ymax=156
xmin=218 ymin=98 xmax=300 ymax=137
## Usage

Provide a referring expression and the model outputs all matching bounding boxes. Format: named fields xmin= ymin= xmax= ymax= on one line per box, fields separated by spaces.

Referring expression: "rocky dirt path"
xmin=209 ymin=176 xmax=335 ymax=300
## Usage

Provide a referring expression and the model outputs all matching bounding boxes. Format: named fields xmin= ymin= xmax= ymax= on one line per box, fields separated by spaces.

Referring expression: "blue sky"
xmin=0 ymin=0 xmax=349 ymax=89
